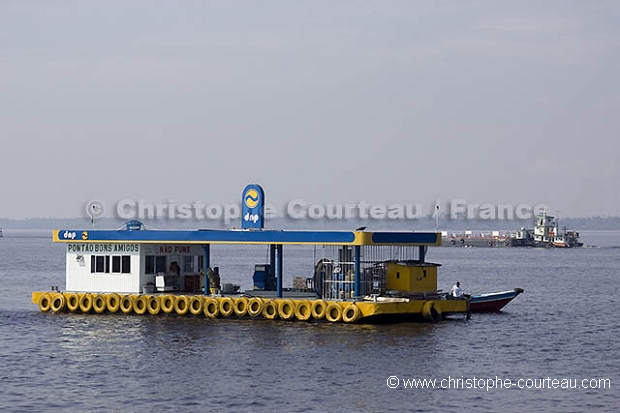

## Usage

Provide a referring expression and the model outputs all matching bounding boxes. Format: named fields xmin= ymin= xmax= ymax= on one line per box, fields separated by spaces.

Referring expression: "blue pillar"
xmin=276 ymin=244 xmax=283 ymax=298
xmin=203 ymin=244 xmax=210 ymax=295
xmin=354 ymin=245 xmax=361 ymax=299
xmin=270 ymin=244 xmax=276 ymax=290
xmin=419 ymin=245 xmax=426 ymax=262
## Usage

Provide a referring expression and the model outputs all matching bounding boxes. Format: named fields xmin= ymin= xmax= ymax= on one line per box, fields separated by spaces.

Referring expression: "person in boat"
xmin=450 ymin=281 xmax=464 ymax=298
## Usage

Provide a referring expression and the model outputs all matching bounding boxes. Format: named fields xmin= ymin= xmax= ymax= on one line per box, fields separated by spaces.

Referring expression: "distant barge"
xmin=441 ymin=213 xmax=582 ymax=248
xmin=32 ymin=185 xmax=470 ymax=323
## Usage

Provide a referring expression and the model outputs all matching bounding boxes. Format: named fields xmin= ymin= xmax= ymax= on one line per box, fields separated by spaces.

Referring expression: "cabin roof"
xmin=53 ymin=228 xmax=441 ymax=246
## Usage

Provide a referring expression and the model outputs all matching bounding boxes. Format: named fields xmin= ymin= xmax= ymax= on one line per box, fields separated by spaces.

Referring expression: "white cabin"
xmin=64 ymin=242 xmax=206 ymax=294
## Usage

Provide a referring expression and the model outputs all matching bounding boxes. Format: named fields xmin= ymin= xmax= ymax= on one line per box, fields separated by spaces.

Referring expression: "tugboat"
xmin=441 ymin=212 xmax=582 ymax=248
xmin=513 ymin=212 xmax=582 ymax=248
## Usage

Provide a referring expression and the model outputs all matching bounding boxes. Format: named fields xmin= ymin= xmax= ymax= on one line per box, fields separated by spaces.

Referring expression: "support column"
xmin=203 ymin=244 xmax=210 ymax=295
xmin=270 ymin=244 xmax=276 ymax=290
xmin=276 ymin=244 xmax=283 ymax=298
xmin=354 ymin=245 xmax=361 ymax=299
xmin=419 ymin=245 xmax=426 ymax=262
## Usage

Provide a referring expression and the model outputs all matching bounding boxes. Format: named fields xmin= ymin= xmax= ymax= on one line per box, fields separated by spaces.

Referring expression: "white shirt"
xmin=450 ymin=284 xmax=463 ymax=297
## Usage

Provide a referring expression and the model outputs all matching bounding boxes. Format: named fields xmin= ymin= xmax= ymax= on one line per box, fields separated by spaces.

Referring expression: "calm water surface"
xmin=0 ymin=230 xmax=618 ymax=412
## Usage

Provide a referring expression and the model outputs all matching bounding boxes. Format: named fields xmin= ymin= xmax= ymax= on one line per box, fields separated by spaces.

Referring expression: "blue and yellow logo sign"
xmin=241 ymin=184 xmax=265 ymax=229
xmin=244 ymin=188 xmax=260 ymax=209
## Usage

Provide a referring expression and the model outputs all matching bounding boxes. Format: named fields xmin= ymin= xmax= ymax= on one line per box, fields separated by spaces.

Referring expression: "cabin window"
xmin=183 ymin=255 xmax=194 ymax=273
xmin=122 ymin=256 xmax=131 ymax=273
xmin=145 ymin=256 xmax=155 ymax=274
xmin=111 ymin=255 xmax=132 ymax=273
xmin=155 ymin=256 xmax=167 ymax=273
xmin=91 ymin=255 xmax=110 ymax=273
xmin=112 ymin=256 xmax=121 ymax=273
xmin=145 ymin=255 xmax=167 ymax=274
xmin=90 ymin=255 xmax=130 ymax=274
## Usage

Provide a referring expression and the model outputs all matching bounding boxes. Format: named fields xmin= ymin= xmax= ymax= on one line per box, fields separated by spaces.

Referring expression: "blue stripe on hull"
xmin=470 ymin=291 xmax=518 ymax=303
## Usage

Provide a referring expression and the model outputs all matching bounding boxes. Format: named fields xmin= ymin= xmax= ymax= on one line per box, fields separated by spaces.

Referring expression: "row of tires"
xmin=36 ymin=292 xmax=363 ymax=323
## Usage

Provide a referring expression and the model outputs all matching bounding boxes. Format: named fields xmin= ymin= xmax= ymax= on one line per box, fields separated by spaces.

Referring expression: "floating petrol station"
xmin=33 ymin=185 xmax=470 ymax=323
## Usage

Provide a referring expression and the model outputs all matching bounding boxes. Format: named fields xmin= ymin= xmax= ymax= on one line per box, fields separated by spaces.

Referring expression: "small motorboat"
xmin=469 ymin=288 xmax=524 ymax=313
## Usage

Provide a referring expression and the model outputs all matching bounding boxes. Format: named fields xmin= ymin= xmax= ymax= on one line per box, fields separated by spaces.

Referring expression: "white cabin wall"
xmin=65 ymin=244 xmax=142 ymax=294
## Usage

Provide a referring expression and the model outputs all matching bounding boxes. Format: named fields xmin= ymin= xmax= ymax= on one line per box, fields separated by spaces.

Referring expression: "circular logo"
xmin=81 ymin=231 xmax=89 ymax=240
xmin=85 ymin=199 xmax=106 ymax=219
xmin=244 ymin=188 xmax=260 ymax=209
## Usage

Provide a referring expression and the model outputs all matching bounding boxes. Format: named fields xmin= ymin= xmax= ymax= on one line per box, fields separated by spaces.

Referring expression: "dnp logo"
xmin=244 ymin=188 xmax=260 ymax=209
xmin=61 ymin=230 xmax=77 ymax=240
xmin=241 ymin=184 xmax=265 ymax=229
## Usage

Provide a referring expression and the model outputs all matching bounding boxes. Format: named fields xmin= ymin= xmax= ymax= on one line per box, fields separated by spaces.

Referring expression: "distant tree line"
xmin=2 ymin=215 xmax=620 ymax=231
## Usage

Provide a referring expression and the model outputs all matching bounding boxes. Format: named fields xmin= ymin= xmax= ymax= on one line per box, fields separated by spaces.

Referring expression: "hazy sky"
xmin=1 ymin=1 xmax=618 ymax=220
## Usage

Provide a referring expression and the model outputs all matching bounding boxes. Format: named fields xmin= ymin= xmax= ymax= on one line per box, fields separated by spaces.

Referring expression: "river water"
xmin=0 ymin=230 xmax=617 ymax=412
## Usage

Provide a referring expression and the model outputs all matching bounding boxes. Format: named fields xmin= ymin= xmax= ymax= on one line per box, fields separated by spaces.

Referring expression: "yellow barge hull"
xmin=32 ymin=291 xmax=469 ymax=323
